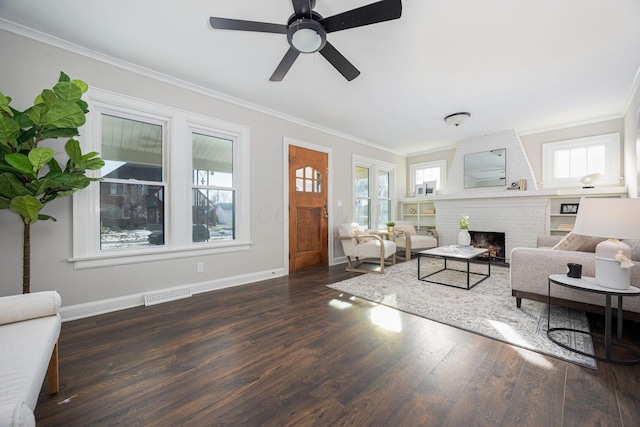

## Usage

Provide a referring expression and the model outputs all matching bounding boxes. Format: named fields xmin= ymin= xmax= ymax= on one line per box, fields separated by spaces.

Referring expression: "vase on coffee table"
xmin=458 ymin=229 xmax=471 ymax=246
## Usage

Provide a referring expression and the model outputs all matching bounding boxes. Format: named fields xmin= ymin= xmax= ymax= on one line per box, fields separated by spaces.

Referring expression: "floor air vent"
xmin=144 ymin=287 xmax=192 ymax=306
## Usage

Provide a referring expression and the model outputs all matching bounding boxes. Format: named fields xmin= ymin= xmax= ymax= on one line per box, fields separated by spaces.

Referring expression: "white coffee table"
xmin=547 ymin=274 xmax=640 ymax=365
xmin=418 ymin=246 xmax=490 ymax=290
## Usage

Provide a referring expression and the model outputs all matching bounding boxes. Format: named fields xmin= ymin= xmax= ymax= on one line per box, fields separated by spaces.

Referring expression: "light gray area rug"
xmin=327 ymin=258 xmax=597 ymax=369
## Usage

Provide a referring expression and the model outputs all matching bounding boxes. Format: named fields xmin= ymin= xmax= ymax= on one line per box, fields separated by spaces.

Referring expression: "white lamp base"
xmin=595 ymin=239 xmax=631 ymax=289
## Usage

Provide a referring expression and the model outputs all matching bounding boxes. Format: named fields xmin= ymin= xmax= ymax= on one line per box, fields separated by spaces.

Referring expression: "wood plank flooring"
xmin=35 ymin=265 xmax=640 ymax=426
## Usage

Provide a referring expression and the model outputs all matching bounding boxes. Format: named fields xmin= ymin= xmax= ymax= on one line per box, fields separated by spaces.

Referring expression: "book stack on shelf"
xmin=556 ymin=223 xmax=574 ymax=231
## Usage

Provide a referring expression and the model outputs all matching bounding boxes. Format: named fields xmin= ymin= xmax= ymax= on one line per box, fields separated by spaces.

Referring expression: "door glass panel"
xmin=295 ymin=167 xmax=322 ymax=193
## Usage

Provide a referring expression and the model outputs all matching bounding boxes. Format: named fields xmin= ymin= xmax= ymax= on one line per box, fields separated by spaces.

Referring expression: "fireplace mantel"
xmin=417 ymin=186 xmax=628 ymax=202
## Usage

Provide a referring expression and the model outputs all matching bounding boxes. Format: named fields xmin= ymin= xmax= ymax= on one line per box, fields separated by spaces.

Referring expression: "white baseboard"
xmin=60 ymin=268 xmax=286 ymax=322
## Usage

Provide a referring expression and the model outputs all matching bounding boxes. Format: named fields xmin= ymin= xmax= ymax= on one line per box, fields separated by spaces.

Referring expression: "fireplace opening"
xmin=469 ymin=231 xmax=506 ymax=263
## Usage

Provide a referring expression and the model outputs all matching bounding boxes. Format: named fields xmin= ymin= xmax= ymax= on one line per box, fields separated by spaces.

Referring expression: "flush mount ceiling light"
xmin=444 ymin=112 xmax=471 ymax=127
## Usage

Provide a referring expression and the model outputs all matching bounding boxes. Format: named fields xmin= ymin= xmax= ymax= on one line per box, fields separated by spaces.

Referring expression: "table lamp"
xmin=572 ymin=197 xmax=640 ymax=289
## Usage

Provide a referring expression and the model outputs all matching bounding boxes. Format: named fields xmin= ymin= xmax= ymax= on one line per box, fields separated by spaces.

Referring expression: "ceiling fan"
xmin=209 ymin=0 xmax=402 ymax=82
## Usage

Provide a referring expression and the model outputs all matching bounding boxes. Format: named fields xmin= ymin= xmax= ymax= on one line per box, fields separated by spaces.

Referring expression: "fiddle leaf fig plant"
xmin=0 ymin=72 xmax=104 ymax=293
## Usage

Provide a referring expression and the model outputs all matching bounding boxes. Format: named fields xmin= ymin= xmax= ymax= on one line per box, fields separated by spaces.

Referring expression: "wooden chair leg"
xmin=48 ymin=343 xmax=59 ymax=394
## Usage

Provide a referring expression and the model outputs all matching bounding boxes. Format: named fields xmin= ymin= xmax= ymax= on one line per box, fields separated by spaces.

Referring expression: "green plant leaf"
xmin=38 ymin=214 xmax=57 ymax=222
xmin=59 ymin=71 xmax=71 ymax=83
xmin=0 ymin=116 xmax=20 ymax=143
xmin=65 ymin=139 xmax=82 ymax=162
xmin=28 ymin=147 xmax=55 ymax=171
xmin=53 ymin=82 xmax=82 ymax=103
xmin=16 ymin=126 xmax=37 ymax=146
xmin=0 ymin=198 xmax=9 ymax=209
xmin=75 ymin=99 xmax=89 ymax=114
xmin=0 ymin=172 xmax=33 ymax=197
xmin=4 ymin=153 xmax=36 ymax=178
xmin=71 ymin=79 xmax=88 ymax=94
xmin=27 ymin=178 xmax=55 ymax=196
xmin=10 ymin=195 xmax=42 ymax=224
xmin=25 ymin=104 xmax=47 ymax=126
xmin=0 ymin=92 xmax=13 ymax=116
xmin=40 ymin=100 xmax=85 ymax=128
xmin=40 ymin=89 xmax=58 ymax=108
xmin=14 ymin=110 xmax=34 ymax=128
xmin=47 ymin=157 xmax=63 ymax=174
xmin=39 ymin=127 xmax=79 ymax=140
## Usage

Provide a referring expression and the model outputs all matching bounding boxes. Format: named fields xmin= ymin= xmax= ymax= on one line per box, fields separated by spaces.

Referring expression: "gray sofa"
xmin=510 ymin=236 xmax=640 ymax=321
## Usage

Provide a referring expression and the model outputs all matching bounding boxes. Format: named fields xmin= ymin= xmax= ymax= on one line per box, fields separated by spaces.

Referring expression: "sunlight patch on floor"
xmin=371 ymin=305 xmax=403 ymax=332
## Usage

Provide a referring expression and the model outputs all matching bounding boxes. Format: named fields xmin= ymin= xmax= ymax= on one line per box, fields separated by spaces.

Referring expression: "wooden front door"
xmin=289 ymin=145 xmax=329 ymax=272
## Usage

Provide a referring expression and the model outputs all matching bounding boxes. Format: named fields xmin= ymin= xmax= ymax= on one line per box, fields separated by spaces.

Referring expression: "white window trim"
xmin=353 ymin=155 xmax=396 ymax=229
xmin=409 ymin=159 xmax=447 ymax=193
xmin=542 ymin=133 xmax=621 ymax=189
xmin=70 ymin=88 xmax=251 ymax=269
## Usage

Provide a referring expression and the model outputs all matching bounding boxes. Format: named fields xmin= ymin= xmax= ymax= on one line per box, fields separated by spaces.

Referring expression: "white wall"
xmin=0 ymin=29 xmax=405 ymax=315
xmin=623 ymin=78 xmax=640 ymax=198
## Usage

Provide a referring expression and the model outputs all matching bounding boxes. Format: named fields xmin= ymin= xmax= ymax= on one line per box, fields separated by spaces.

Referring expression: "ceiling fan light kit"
xmin=209 ymin=0 xmax=403 ymax=81
xmin=288 ymin=19 xmax=326 ymax=53
xmin=444 ymin=112 xmax=471 ymax=127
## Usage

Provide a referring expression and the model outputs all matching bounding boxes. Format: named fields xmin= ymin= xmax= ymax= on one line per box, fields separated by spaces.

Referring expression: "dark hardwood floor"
xmin=35 ymin=265 xmax=640 ymax=426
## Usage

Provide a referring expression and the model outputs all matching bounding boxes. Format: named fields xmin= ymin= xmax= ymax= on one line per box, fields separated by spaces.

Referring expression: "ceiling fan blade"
xmin=270 ymin=48 xmax=301 ymax=81
xmin=209 ymin=17 xmax=287 ymax=34
xmin=320 ymin=0 xmax=402 ymax=33
xmin=319 ymin=42 xmax=360 ymax=81
xmin=292 ymin=0 xmax=316 ymax=16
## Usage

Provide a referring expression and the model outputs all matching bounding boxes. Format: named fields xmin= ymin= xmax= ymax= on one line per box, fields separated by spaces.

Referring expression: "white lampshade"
xmin=572 ymin=197 xmax=640 ymax=240
xmin=572 ymin=197 xmax=640 ymax=289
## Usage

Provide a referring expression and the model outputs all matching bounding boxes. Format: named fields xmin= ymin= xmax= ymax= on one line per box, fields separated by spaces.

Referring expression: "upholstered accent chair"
xmin=394 ymin=223 xmax=439 ymax=261
xmin=337 ymin=223 xmax=397 ymax=273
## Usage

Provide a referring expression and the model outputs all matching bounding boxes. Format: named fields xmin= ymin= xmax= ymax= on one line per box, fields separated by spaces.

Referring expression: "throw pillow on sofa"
xmin=552 ymin=232 xmax=606 ymax=252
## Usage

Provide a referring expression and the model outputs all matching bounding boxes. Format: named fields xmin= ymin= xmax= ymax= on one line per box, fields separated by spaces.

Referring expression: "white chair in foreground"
xmin=394 ymin=223 xmax=439 ymax=261
xmin=337 ymin=223 xmax=396 ymax=273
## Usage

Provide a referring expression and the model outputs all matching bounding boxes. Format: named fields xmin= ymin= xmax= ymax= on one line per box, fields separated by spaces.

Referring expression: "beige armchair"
xmin=394 ymin=223 xmax=439 ymax=261
xmin=337 ymin=223 xmax=397 ymax=273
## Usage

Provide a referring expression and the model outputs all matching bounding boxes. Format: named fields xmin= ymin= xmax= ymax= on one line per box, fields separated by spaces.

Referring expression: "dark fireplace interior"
xmin=469 ymin=231 xmax=506 ymax=262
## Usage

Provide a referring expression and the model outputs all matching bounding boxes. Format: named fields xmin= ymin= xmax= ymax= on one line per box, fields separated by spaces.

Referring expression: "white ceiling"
xmin=1 ymin=0 xmax=639 ymax=156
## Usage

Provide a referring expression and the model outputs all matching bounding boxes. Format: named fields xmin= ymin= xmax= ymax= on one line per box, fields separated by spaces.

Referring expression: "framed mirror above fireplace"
xmin=464 ymin=148 xmax=506 ymax=188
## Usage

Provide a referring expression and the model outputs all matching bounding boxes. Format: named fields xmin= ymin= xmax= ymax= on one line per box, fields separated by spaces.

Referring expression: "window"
xmin=99 ymin=114 xmax=166 ymax=250
xmin=192 ymin=131 xmax=235 ymax=241
xmin=410 ymin=159 xmax=447 ymax=193
xmin=353 ymin=156 xmax=395 ymax=229
xmin=542 ymin=133 xmax=621 ymax=188
xmin=72 ymin=89 xmax=250 ymax=268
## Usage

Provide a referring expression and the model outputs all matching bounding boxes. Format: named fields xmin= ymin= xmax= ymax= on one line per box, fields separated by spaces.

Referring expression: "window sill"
xmin=69 ymin=240 xmax=252 ymax=270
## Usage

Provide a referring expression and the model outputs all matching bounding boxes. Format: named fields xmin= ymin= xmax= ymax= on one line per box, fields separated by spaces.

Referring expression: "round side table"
xmin=547 ymin=274 xmax=640 ymax=365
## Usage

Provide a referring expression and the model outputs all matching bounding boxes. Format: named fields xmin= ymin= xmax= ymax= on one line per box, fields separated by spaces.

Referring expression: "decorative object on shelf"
xmin=424 ymin=180 xmax=436 ymax=195
xmin=408 ymin=208 xmax=417 ymax=214
xmin=457 ymin=215 xmax=471 ymax=246
xmin=444 ymin=112 xmax=470 ymax=127
xmin=560 ymin=203 xmax=579 ymax=214
xmin=385 ymin=221 xmax=395 ymax=233
xmin=507 ymin=181 xmax=521 ymax=190
xmin=415 ymin=183 xmax=428 ymax=197
xmin=579 ymin=173 xmax=602 ymax=189
xmin=572 ymin=197 xmax=640 ymax=289
xmin=519 ymin=178 xmax=527 ymax=191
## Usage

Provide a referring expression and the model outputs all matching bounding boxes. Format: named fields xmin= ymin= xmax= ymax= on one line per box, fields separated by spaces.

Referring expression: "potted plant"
xmin=385 ymin=221 xmax=395 ymax=233
xmin=0 ymin=72 xmax=104 ymax=293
